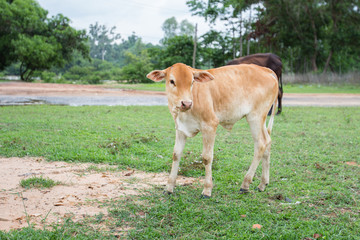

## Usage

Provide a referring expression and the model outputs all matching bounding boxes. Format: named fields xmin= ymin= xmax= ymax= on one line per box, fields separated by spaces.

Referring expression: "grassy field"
xmin=0 ymin=106 xmax=359 ymax=239
xmin=284 ymin=84 xmax=360 ymax=94
xmin=108 ymin=82 xmax=166 ymax=92
xmin=108 ymin=82 xmax=360 ymax=94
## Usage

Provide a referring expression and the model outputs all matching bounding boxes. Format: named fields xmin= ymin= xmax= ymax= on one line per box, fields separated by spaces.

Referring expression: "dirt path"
xmin=1 ymin=81 xmax=359 ymax=106
xmin=0 ymin=157 xmax=199 ymax=232
xmin=0 ymin=82 xmax=166 ymax=96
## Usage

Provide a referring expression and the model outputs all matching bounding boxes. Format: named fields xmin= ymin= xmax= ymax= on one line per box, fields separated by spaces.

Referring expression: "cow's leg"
xmin=166 ymin=130 xmax=187 ymax=194
xmin=240 ymin=117 xmax=271 ymax=193
xmin=258 ymin=128 xmax=272 ymax=192
xmin=201 ymin=125 xmax=217 ymax=198
xmin=277 ymin=94 xmax=282 ymax=114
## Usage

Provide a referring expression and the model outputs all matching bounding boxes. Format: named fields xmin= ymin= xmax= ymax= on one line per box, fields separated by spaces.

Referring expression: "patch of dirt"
xmin=0 ymin=157 xmax=199 ymax=231
xmin=0 ymin=82 xmax=165 ymax=96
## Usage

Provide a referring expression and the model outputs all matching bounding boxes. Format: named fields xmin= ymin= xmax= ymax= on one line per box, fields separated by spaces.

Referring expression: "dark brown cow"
xmin=226 ymin=53 xmax=283 ymax=114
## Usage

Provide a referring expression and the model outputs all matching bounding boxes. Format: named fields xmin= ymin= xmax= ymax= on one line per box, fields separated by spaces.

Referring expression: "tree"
xmin=88 ymin=22 xmax=121 ymax=61
xmin=0 ymin=0 xmax=48 ymax=70
xmin=162 ymin=17 xmax=178 ymax=39
xmin=179 ymin=19 xmax=195 ymax=36
xmin=186 ymin=0 xmax=256 ymax=58
xmin=12 ymin=35 xmax=58 ymax=81
xmin=200 ymin=30 xmax=232 ymax=68
xmin=322 ymin=0 xmax=360 ymax=72
xmin=0 ymin=0 xmax=89 ymax=81
xmin=253 ymin=0 xmax=360 ymax=72
xmin=158 ymin=35 xmax=197 ymax=68
xmin=120 ymin=50 xmax=153 ymax=83
xmin=161 ymin=17 xmax=195 ymax=40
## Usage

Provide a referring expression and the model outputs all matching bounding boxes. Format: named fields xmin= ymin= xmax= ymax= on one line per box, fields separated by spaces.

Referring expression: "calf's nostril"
xmin=181 ymin=101 xmax=192 ymax=109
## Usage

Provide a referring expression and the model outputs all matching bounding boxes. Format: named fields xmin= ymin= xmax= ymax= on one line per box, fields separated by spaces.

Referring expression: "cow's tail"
xmin=277 ymin=75 xmax=283 ymax=114
xmin=267 ymin=97 xmax=277 ymax=135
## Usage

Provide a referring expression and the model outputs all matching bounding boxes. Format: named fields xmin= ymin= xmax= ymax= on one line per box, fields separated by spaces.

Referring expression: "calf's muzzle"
xmin=181 ymin=101 xmax=192 ymax=111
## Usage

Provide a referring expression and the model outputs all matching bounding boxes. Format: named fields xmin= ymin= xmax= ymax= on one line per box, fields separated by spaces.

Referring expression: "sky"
xmin=36 ymin=0 xmax=223 ymax=45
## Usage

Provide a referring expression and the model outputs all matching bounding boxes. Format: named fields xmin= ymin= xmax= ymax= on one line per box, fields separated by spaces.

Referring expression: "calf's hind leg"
xmin=258 ymin=128 xmax=272 ymax=192
xmin=240 ymin=117 xmax=271 ymax=193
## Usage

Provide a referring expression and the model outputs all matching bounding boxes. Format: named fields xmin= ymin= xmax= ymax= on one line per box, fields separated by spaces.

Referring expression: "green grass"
xmin=20 ymin=176 xmax=60 ymax=189
xmin=108 ymin=82 xmax=166 ymax=92
xmin=4 ymin=79 xmax=358 ymax=93
xmin=284 ymin=83 xmax=360 ymax=93
xmin=107 ymin=82 xmax=360 ymax=94
xmin=0 ymin=106 xmax=359 ymax=239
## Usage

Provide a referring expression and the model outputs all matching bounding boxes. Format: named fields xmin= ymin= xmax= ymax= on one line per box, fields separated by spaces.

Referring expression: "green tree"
xmin=322 ymin=0 xmax=360 ymax=72
xmin=161 ymin=17 xmax=195 ymax=41
xmin=0 ymin=0 xmax=89 ymax=81
xmin=179 ymin=19 xmax=195 ymax=36
xmin=187 ymin=0 xmax=255 ymax=57
xmin=12 ymin=35 xmax=58 ymax=81
xmin=162 ymin=17 xmax=178 ymax=39
xmin=88 ymin=22 xmax=121 ymax=61
xmin=0 ymin=0 xmax=48 ymax=70
xmin=200 ymin=30 xmax=232 ymax=68
xmin=253 ymin=0 xmax=360 ymax=72
xmin=120 ymin=50 xmax=153 ymax=83
xmin=159 ymin=35 xmax=196 ymax=68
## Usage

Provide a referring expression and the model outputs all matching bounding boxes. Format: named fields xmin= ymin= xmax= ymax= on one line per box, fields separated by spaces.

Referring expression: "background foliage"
xmin=1 ymin=0 xmax=360 ymax=83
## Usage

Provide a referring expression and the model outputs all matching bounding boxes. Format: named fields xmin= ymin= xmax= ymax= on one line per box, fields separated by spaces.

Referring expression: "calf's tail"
xmin=267 ymin=97 xmax=277 ymax=135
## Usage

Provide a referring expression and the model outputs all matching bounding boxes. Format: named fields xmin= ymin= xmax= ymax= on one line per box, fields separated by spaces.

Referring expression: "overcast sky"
xmin=37 ymin=0 xmax=223 ymax=44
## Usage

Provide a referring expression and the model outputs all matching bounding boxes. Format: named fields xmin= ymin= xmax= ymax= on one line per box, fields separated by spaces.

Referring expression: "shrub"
xmin=40 ymin=71 xmax=57 ymax=83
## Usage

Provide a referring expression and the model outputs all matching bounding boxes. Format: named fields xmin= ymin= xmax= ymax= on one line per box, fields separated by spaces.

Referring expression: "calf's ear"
xmin=147 ymin=70 xmax=166 ymax=82
xmin=193 ymin=71 xmax=214 ymax=83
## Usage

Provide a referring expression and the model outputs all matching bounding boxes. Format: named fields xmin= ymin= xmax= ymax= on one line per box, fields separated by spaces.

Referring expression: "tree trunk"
xmin=192 ymin=23 xmax=197 ymax=68
xmin=101 ymin=50 xmax=105 ymax=61
xmin=239 ymin=11 xmax=243 ymax=57
xmin=24 ymin=70 xmax=34 ymax=82
xmin=247 ymin=6 xmax=252 ymax=55
xmin=305 ymin=4 xmax=318 ymax=72
xmin=232 ymin=26 xmax=236 ymax=59
xmin=311 ymin=54 xmax=318 ymax=72
xmin=20 ymin=62 xmax=27 ymax=81
xmin=323 ymin=50 xmax=333 ymax=73
xmin=19 ymin=62 xmax=34 ymax=82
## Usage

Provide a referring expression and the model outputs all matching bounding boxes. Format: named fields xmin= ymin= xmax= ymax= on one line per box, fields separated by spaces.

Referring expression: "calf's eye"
xmin=170 ymin=80 xmax=176 ymax=86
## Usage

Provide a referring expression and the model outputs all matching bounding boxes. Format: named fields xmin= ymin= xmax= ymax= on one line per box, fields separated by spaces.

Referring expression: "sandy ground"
xmin=0 ymin=82 xmax=166 ymax=96
xmin=0 ymin=157 xmax=199 ymax=232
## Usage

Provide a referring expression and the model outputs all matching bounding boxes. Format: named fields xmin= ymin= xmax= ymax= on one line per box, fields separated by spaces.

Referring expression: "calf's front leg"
xmin=201 ymin=125 xmax=217 ymax=198
xmin=166 ymin=130 xmax=187 ymax=194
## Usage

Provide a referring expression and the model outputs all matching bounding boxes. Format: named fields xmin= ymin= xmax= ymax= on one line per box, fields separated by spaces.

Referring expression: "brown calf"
xmin=147 ymin=63 xmax=278 ymax=197
xmin=226 ymin=53 xmax=283 ymax=114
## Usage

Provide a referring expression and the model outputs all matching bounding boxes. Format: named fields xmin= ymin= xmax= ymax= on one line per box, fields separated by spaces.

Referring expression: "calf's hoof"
xmin=163 ymin=190 xmax=173 ymax=195
xmin=257 ymin=183 xmax=268 ymax=192
xmin=239 ymin=188 xmax=250 ymax=194
xmin=201 ymin=194 xmax=211 ymax=199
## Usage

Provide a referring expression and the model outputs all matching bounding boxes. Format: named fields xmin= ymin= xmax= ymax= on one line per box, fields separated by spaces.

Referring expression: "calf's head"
xmin=147 ymin=63 xmax=214 ymax=112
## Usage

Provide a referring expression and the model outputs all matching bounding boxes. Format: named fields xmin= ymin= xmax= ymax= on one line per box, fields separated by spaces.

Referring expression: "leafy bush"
xmin=40 ymin=71 xmax=57 ymax=83
xmin=119 ymin=50 xmax=153 ymax=83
